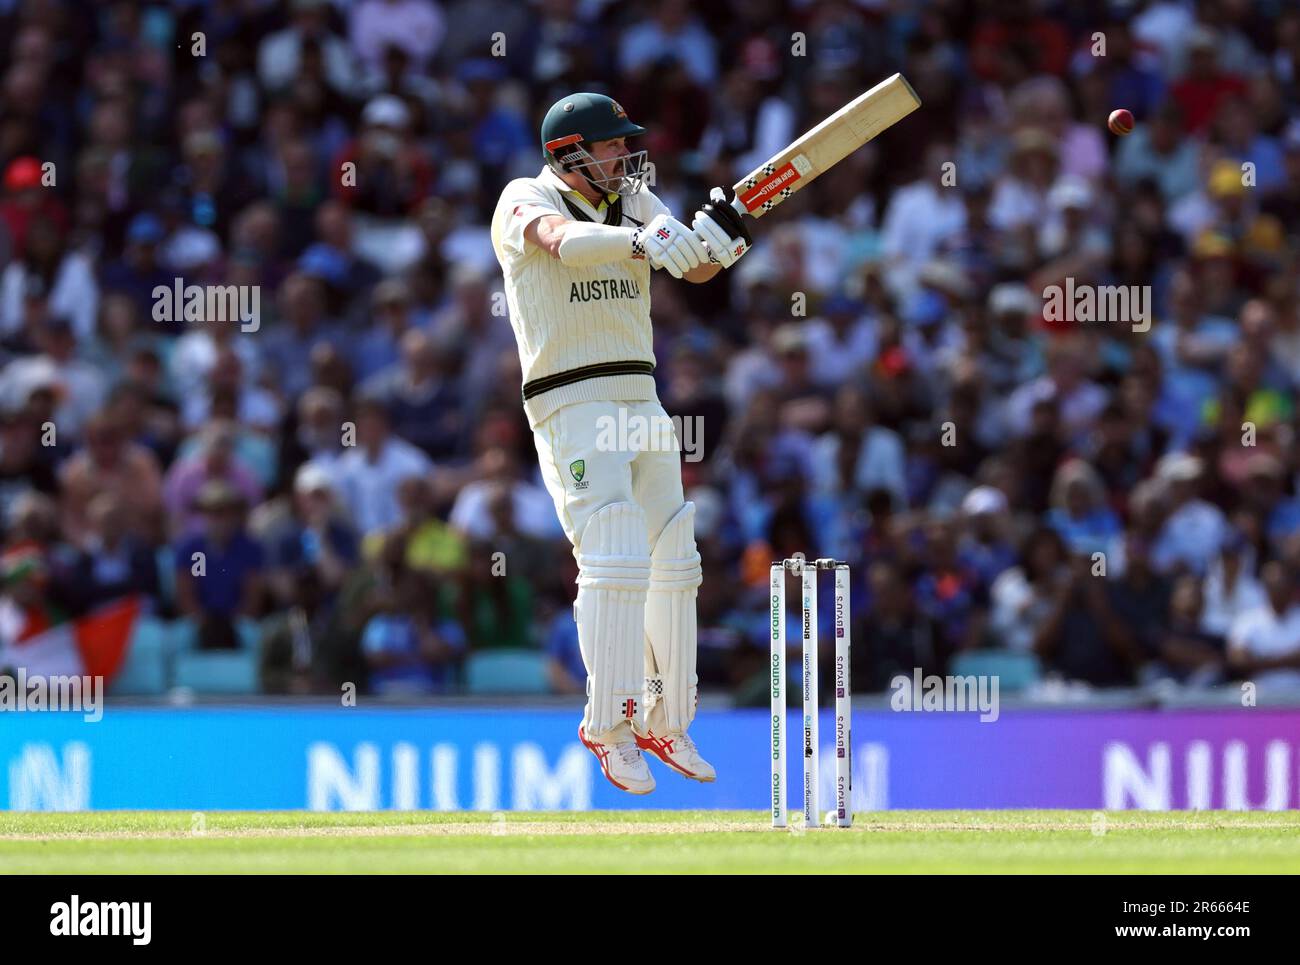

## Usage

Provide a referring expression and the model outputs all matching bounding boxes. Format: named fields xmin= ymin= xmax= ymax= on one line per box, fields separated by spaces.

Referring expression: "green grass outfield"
xmin=2 ymin=810 xmax=1298 ymax=873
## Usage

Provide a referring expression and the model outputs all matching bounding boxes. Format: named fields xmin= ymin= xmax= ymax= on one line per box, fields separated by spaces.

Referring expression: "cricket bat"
xmin=728 ymin=73 xmax=921 ymax=219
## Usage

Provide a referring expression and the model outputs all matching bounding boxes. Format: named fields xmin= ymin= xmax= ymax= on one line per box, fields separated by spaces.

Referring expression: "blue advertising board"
xmin=3 ymin=706 xmax=1299 ymax=811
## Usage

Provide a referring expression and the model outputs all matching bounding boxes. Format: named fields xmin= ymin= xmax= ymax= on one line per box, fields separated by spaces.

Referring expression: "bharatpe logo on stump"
xmin=152 ymin=278 xmax=261 ymax=331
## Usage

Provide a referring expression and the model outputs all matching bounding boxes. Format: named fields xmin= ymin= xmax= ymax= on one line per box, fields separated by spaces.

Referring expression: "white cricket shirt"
xmin=491 ymin=165 xmax=672 ymax=427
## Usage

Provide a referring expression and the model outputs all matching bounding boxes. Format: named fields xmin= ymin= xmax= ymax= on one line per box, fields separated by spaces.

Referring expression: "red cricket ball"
xmin=1108 ymin=108 xmax=1135 ymax=136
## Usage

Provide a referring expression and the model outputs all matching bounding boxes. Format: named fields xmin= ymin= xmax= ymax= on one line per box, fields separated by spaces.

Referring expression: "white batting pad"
xmin=575 ymin=501 xmax=651 ymax=737
xmin=644 ymin=501 xmax=702 ymax=734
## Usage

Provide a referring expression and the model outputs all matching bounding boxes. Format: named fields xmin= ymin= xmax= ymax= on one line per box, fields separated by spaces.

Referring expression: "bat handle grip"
xmin=702 ymin=189 xmax=751 ymax=264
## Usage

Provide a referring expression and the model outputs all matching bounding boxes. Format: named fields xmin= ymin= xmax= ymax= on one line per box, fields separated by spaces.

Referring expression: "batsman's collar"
xmin=539 ymin=164 xmax=618 ymax=216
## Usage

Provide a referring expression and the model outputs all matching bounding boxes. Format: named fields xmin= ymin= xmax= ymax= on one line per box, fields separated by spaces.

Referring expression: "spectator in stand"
xmin=359 ymin=328 xmax=461 ymax=459
xmin=330 ymin=397 xmax=433 ymax=536
xmin=459 ymin=491 xmax=538 ymax=651
xmin=361 ymin=565 xmax=464 ymax=696
xmin=0 ymin=156 xmax=68 ymax=260
xmin=1201 ymin=526 xmax=1267 ymax=637
xmin=1034 ymin=549 xmax=1138 ymax=688
xmin=1090 ymin=20 xmax=1166 ymax=122
xmin=1146 ymin=575 xmax=1225 ymax=686
xmin=374 ymin=474 xmax=467 ymax=576
xmin=990 ymin=526 xmax=1068 ymax=653
xmin=449 ymin=444 xmax=558 ymax=544
xmin=618 ymin=0 xmax=717 ymax=87
xmin=1149 ymin=453 xmax=1228 ymax=576
xmin=969 ymin=2 xmax=1071 ymax=83
xmin=99 ymin=214 xmax=176 ymax=331
xmin=1227 ymin=560 xmax=1300 ymax=690
xmin=911 ymin=518 xmax=989 ymax=663
xmin=308 ymin=200 xmax=384 ymax=314
xmin=1004 ymin=337 xmax=1108 ymax=445
xmin=811 ymin=383 xmax=905 ymax=504
xmin=266 ymin=463 xmax=358 ymax=612
xmin=880 ymin=142 xmax=967 ymax=297
xmin=352 ymin=278 xmax=415 ymax=382
xmin=64 ymin=493 xmax=159 ymax=614
xmin=1109 ymin=535 xmax=1175 ymax=674
xmin=173 ymin=481 xmax=264 ymax=650
xmin=262 ymin=272 xmax=350 ymax=401
xmin=958 ymin=486 xmax=1017 ymax=591
xmin=1046 ymin=460 xmax=1123 ymax=561
xmin=164 ymin=421 xmax=264 ymax=537
xmin=258 ymin=0 xmax=358 ymax=96
xmin=0 ymin=316 xmax=106 ymax=441
xmin=1114 ymin=102 xmax=1201 ymax=202
xmin=281 ymin=386 xmax=346 ymax=480
xmin=332 ymin=94 xmax=433 ymax=222
xmin=0 ymin=217 xmax=97 ymax=343
xmin=1171 ymin=27 xmax=1246 ymax=134
xmin=0 ymin=403 xmax=59 ymax=523
xmin=426 ymin=263 xmax=516 ymax=415
xmin=349 ymin=0 xmax=445 ymax=76
xmin=1239 ymin=453 xmax=1300 ymax=551
xmin=58 ymin=413 xmax=163 ymax=548
xmin=859 ymin=559 xmax=940 ymax=691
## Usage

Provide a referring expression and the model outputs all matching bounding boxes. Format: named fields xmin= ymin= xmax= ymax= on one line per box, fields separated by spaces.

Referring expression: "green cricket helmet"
xmin=540 ymin=92 xmax=649 ymax=196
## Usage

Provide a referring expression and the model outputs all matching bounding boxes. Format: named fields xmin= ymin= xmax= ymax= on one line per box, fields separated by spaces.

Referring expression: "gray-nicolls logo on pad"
xmin=49 ymin=895 xmax=151 ymax=945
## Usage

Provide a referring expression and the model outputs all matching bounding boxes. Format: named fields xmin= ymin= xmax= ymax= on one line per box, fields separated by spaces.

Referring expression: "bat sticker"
xmin=739 ymin=162 xmax=803 ymax=211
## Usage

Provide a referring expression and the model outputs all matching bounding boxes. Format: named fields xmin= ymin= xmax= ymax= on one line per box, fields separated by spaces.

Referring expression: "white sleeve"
xmin=638 ymin=188 xmax=674 ymax=224
xmin=556 ymin=222 xmax=636 ymax=267
xmin=495 ymin=179 xmax=564 ymax=259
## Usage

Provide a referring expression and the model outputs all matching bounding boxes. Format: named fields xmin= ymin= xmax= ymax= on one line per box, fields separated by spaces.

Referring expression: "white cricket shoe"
xmin=635 ymin=728 xmax=716 ymax=783
xmin=579 ymin=723 xmax=656 ymax=795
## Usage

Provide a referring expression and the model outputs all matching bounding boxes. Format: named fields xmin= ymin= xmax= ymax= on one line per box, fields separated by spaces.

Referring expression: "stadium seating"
xmin=949 ymin=651 xmax=1042 ymax=693
xmin=169 ymin=618 xmax=261 ymax=695
xmin=172 ymin=650 xmax=259 ymax=695
xmin=110 ymin=618 xmax=262 ymax=696
xmin=109 ymin=617 xmax=171 ymax=696
xmin=464 ymin=650 xmax=549 ymax=695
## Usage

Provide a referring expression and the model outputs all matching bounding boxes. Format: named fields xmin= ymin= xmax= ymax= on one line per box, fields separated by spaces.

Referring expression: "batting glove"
xmin=692 ymin=187 xmax=752 ymax=269
xmin=634 ymin=214 xmax=709 ymax=278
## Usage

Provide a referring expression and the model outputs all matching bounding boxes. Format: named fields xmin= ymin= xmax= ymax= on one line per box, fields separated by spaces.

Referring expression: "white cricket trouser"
xmin=533 ymin=400 xmax=689 ymax=738
xmin=533 ymin=400 xmax=686 ymax=548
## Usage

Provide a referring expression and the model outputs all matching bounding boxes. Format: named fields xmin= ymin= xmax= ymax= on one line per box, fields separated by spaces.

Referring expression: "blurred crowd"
xmin=1 ymin=0 xmax=1299 ymax=698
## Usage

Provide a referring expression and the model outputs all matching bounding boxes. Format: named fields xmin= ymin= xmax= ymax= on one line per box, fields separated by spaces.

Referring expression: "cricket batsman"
xmin=490 ymin=93 xmax=751 ymax=793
